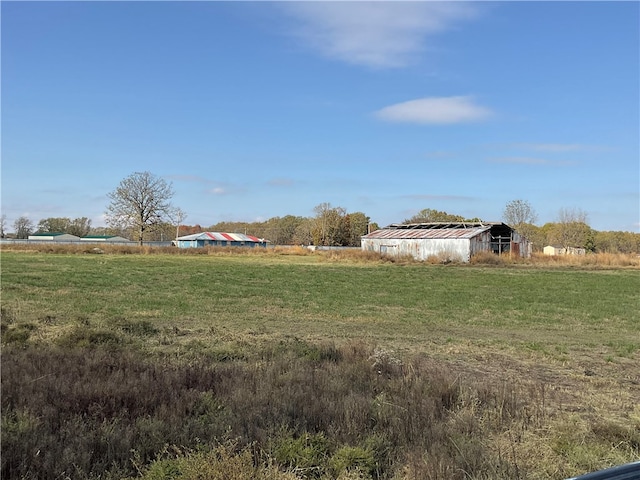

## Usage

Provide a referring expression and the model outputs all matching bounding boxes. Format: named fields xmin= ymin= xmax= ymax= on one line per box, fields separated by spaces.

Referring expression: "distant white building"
xmin=543 ymin=245 xmax=586 ymax=256
xmin=81 ymin=235 xmax=132 ymax=243
xmin=28 ymin=232 xmax=81 ymax=242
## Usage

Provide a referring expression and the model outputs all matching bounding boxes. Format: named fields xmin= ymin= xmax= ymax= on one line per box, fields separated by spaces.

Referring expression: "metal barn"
xmin=28 ymin=232 xmax=81 ymax=242
xmin=81 ymin=235 xmax=132 ymax=243
xmin=361 ymin=222 xmax=531 ymax=262
xmin=175 ymin=232 xmax=268 ymax=248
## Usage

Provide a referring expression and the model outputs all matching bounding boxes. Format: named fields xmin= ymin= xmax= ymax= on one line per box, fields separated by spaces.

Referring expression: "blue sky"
xmin=2 ymin=1 xmax=639 ymax=232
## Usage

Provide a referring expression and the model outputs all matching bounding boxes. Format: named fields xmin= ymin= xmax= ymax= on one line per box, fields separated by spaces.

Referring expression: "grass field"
xmin=1 ymin=248 xmax=639 ymax=479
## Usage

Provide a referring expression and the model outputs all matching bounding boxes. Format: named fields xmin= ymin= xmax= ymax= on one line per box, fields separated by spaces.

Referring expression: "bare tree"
xmin=171 ymin=208 xmax=188 ymax=240
xmin=68 ymin=217 xmax=92 ymax=237
xmin=105 ymin=172 xmax=175 ymax=246
xmin=0 ymin=214 xmax=6 ymax=238
xmin=503 ymin=199 xmax=538 ymax=242
xmin=312 ymin=203 xmax=347 ymax=246
xmin=503 ymin=199 xmax=538 ymax=226
xmin=13 ymin=216 xmax=34 ymax=239
xmin=549 ymin=207 xmax=592 ymax=251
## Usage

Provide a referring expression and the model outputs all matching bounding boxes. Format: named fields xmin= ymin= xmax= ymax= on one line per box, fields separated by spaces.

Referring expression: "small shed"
xmin=543 ymin=245 xmax=586 ymax=256
xmin=361 ymin=222 xmax=531 ymax=262
xmin=28 ymin=232 xmax=81 ymax=242
xmin=175 ymin=232 xmax=268 ymax=248
xmin=81 ymin=235 xmax=132 ymax=243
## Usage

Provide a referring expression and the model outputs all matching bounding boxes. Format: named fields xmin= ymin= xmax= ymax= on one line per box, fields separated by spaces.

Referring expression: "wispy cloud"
xmin=267 ymin=177 xmax=295 ymax=187
xmin=514 ymin=143 xmax=605 ymax=153
xmin=209 ymin=187 xmax=228 ymax=195
xmin=423 ymin=150 xmax=458 ymax=159
xmin=375 ymin=96 xmax=493 ymax=125
xmin=488 ymin=157 xmax=577 ymax=166
xmin=402 ymin=194 xmax=473 ymax=201
xmin=166 ymin=174 xmax=211 ymax=183
xmin=207 ymin=182 xmax=246 ymax=196
xmin=278 ymin=2 xmax=478 ymax=68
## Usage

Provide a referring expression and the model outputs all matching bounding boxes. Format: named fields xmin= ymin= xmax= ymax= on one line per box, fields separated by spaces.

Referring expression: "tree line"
xmin=1 ymin=172 xmax=638 ymax=253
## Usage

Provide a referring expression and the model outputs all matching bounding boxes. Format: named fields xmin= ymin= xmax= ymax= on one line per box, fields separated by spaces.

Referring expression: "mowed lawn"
xmin=1 ymin=252 xmax=638 ymax=353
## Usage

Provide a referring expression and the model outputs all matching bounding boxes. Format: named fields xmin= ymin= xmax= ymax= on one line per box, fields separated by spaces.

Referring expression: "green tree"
xmin=403 ymin=208 xmax=481 ymax=224
xmin=593 ymin=231 xmax=640 ymax=254
xmin=105 ymin=171 xmax=176 ymax=246
xmin=548 ymin=208 xmax=593 ymax=251
xmin=344 ymin=212 xmax=370 ymax=247
xmin=264 ymin=215 xmax=306 ymax=245
xmin=38 ymin=217 xmax=92 ymax=237
xmin=37 ymin=217 xmax=71 ymax=233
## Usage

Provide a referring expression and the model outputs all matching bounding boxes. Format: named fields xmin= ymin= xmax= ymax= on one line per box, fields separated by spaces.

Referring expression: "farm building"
xmin=175 ymin=232 xmax=268 ymax=248
xmin=81 ymin=235 xmax=132 ymax=243
xmin=28 ymin=232 xmax=81 ymax=242
xmin=543 ymin=245 xmax=586 ymax=256
xmin=361 ymin=222 xmax=531 ymax=262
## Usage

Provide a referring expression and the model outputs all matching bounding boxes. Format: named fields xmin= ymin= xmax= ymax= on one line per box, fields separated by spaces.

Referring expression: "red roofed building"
xmin=175 ymin=232 xmax=268 ymax=248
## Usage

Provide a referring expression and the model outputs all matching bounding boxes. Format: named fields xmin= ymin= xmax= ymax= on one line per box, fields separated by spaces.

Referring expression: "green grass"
xmin=1 ymin=252 xmax=637 ymax=352
xmin=1 ymin=251 xmax=639 ymax=479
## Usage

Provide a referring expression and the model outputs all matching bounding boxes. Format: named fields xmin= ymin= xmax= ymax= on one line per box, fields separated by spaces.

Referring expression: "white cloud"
xmin=375 ymin=96 xmax=493 ymax=125
xmin=279 ymin=2 xmax=478 ymax=68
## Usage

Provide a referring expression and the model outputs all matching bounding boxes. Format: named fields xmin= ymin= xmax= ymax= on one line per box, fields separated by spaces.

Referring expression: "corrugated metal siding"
xmin=175 ymin=232 xmax=267 ymax=248
xmin=177 ymin=232 xmax=263 ymax=243
xmin=361 ymin=223 xmax=531 ymax=261
xmin=362 ymin=237 xmax=472 ymax=261
xmin=362 ymin=226 xmax=490 ymax=240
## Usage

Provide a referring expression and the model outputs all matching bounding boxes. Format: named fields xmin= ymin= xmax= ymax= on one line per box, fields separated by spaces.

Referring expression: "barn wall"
xmin=361 ymin=238 xmax=472 ymax=261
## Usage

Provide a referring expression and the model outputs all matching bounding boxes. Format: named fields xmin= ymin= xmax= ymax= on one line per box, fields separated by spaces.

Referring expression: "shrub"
xmin=129 ymin=444 xmax=301 ymax=480
xmin=330 ymin=445 xmax=376 ymax=478
xmin=273 ymin=431 xmax=332 ymax=477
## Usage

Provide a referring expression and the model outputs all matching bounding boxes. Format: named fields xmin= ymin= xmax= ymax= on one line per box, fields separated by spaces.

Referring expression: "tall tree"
xmin=264 ymin=215 xmax=306 ymax=245
xmin=171 ymin=208 xmax=188 ymax=240
xmin=68 ymin=217 xmax=92 ymax=237
xmin=403 ymin=208 xmax=479 ymax=224
xmin=549 ymin=207 xmax=593 ymax=251
xmin=292 ymin=218 xmax=314 ymax=246
xmin=312 ymin=203 xmax=347 ymax=246
xmin=503 ymin=199 xmax=538 ymax=241
xmin=37 ymin=217 xmax=92 ymax=237
xmin=13 ymin=216 xmax=34 ymax=239
xmin=37 ymin=217 xmax=71 ymax=233
xmin=105 ymin=171 xmax=175 ymax=246
xmin=503 ymin=199 xmax=538 ymax=226
xmin=0 ymin=214 xmax=6 ymax=238
xmin=344 ymin=212 xmax=370 ymax=247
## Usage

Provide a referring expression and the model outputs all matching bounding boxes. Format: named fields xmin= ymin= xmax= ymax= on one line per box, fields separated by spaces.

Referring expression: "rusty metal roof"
xmin=363 ymin=223 xmax=496 ymax=240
